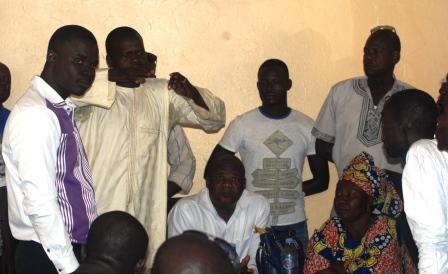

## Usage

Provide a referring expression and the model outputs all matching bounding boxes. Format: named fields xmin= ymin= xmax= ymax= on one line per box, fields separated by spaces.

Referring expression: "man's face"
xmin=0 ymin=64 xmax=11 ymax=104
xmin=108 ymin=36 xmax=147 ymax=71
xmin=257 ymin=67 xmax=291 ymax=106
xmin=207 ymin=167 xmax=245 ymax=210
xmin=334 ymin=180 xmax=370 ymax=222
xmin=436 ymin=99 xmax=448 ymax=151
xmin=363 ymin=35 xmax=397 ymax=77
xmin=381 ymin=104 xmax=407 ymax=158
xmin=52 ymin=39 xmax=99 ymax=97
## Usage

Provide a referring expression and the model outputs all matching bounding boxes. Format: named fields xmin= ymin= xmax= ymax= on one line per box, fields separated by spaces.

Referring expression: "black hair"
xmin=204 ymin=154 xmax=245 ymax=180
xmin=105 ymin=26 xmax=142 ymax=56
xmin=47 ymin=25 xmax=97 ymax=53
xmin=85 ymin=211 xmax=148 ymax=272
xmin=384 ymin=89 xmax=438 ymax=138
xmin=369 ymin=29 xmax=401 ymax=52
xmin=258 ymin=58 xmax=289 ymax=78
xmin=152 ymin=233 xmax=236 ymax=274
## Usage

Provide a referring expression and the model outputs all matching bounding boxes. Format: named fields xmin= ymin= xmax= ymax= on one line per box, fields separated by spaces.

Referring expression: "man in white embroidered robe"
xmin=72 ymin=27 xmax=225 ymax=265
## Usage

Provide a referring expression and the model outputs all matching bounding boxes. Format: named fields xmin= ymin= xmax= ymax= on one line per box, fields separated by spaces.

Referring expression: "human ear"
xmin=106 ymin=55 xmax=113 ymax=68
xmin=46 ymin=50 xmax=57 ymax=62
xmin=392 ymin=51 xmax=400 ymax=64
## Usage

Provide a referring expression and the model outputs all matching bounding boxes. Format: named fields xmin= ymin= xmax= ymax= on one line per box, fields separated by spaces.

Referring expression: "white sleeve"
xmin=169 ymin=86 xmax=226 ymax=132
xmin=167 ymin=126 xmax=196 ymax=194
xmin=403 ymin=143 xmax=448 ymax=274
xmin=312 ymin=87 xmax=337 ymax=143
xmin=7 ymin=109 xmax=78 ymax=273
xmin=167 ymin=200 xmax=195 ymax=238
xmin=218 ymin=117 xmax=244 ymax=153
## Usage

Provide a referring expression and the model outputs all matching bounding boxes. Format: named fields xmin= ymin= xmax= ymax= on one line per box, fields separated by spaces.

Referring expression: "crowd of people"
xmin=0 ymin=23 xmax=447 ymax=274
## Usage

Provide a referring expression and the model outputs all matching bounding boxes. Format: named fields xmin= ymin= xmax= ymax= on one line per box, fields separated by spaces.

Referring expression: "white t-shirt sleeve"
xmin=219 ymin=117 xmax=243 ymax=153
xmin=312 ymin=87 xmax=337 ymax=143
xmin=403 ymin=141 xmax=448 ymax=274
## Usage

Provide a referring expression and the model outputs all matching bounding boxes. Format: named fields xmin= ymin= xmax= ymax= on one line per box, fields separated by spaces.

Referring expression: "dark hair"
xmin=85 ymin=211 xmax=148 ymax=272
xmin=152 ymin=233 xmax=236 ymax=274
xmin=48 ymin=25 xmax=97 ymax=53
xmin=105 ymin=26 xmax=142 ymax=56
xmin=258 ymin=58 xmax=289 ymax=77
xmin=384 ymin=89 xmax=438 ymax=138
xmin=369 ymin=29 xmax=401 ymax=52
xmin=205 ymin=154 xmax=245 ymax=180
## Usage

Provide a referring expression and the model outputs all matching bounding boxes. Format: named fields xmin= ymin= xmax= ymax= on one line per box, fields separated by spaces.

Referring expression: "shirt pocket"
xmin=136 ymin=122 xmax=160 ymax=155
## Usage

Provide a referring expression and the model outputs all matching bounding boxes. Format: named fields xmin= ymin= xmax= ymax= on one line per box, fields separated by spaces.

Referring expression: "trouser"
xmin=272 ymin=220 xmax=309 ymax=248
xmin=15 ymin=240 xmax=82 ymax=274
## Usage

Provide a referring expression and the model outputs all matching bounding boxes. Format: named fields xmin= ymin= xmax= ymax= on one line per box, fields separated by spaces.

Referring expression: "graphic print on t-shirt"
xmin=251 ymin=130 xmax=299 ymax=225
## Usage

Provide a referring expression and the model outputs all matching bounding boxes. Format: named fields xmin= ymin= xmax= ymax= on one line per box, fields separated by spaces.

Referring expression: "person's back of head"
xmin=83 ymin=211 xmax=149 ymax=274
xmin=382 ymin=89 xmax=438 ymax=159
xmin=152 ymin=233 xmax=237 ymax=274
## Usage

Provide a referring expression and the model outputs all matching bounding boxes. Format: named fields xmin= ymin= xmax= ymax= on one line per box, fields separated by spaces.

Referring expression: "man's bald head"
xmin=152 ymin=233 xmax=236 ymax=274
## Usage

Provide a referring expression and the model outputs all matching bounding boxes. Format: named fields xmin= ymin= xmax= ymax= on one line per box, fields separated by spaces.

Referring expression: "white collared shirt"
xmin=403 ymin=139 xmax=448 ymax=274
xmin=313 ymin=76 xmax=412 ymax=176
xmin=2 ymin=76 xmax=80 ymax=273
xmin=167 ymin=188 xmax=270 ymax=272
xmin=167 ymin=125 xmax=195 ymax=194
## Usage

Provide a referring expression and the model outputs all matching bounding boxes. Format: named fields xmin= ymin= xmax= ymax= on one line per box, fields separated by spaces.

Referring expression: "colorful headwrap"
xmin=341 ymin=151 xmax=402 ymax=218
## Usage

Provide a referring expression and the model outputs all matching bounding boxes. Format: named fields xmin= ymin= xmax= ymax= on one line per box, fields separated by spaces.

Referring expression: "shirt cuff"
xmin=51 ymin=252 xmax=79 ymax=274
xmin=311 ymin=127 xmax=335 ymax=143
xmin=168 ymin=174 xmax=192 ymax=194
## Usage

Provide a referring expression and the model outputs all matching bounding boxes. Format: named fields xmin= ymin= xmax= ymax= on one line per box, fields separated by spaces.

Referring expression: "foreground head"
xmin=85 ymin=211 xmax=148 ymax=274
xmin=152 ymin=232 xmax=236 ymax=274
xmin=363 ymin=26 xmax=400 ymax=78
xmin=382 ymin=89 xmax=438 ymax=159
xmin=106 ymin=26 xmax=147 ymax=71
xmin=44 ymin=25 xmax=98 ymax=98
xmin=257 ymin=59 xmax=292 ymax=107
xmin=0 ymin=63 xmax=11 ymax=104
xmin=206 ymin=154 xmax=246 ymax=210
xmin=334 ymin=152 xmax=402 ymax=222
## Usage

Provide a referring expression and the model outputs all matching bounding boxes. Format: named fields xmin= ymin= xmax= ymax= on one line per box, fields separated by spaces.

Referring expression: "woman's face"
xmin=334 ymin=180 xmax=371 ymax=222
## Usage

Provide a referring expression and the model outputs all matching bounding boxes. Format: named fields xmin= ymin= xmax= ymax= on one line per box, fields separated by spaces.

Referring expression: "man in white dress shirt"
xmin=168 ymin=154 xmax=270 ymax=274
xmin=400 ymin=79 xmax=448 ymax=273
xmin=2 ymin=25 xmax=98 ymax=274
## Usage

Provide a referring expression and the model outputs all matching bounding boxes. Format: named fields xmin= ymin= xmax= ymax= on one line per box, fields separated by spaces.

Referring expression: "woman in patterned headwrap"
xmin=303 ymin=151 xmax=416 ymax=274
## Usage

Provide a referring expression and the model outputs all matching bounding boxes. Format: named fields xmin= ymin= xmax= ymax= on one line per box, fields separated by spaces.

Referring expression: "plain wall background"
xmin=1 ymin=0 xmax=448 ymax=233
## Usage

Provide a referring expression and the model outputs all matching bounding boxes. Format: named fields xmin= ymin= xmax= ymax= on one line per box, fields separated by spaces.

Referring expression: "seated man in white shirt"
xmin=168 ymin=154 xmax=270 ymax=274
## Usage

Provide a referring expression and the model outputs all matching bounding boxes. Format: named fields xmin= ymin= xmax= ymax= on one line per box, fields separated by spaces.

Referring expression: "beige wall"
xmin=1 ymin=0 xmax=448 ymax=233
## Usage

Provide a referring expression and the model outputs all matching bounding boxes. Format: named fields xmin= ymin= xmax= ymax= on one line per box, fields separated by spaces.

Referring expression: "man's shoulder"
xmin=289 ymin=109 xmax=315 ymax=126
xmin=330 ymin=76 xmax=365 ymax=92
xmin=408 ymin=139 xmax=439 ymax=156
xmin=10 ymin=88 xmax=52 ymax=119
xmin=233 ymin=108 xmax=261 ymax=121
xmin=173 ymin=190 xmax=206 ymax=210
xmin=394 ymin=79 xmax=414 ymax=90
xmin=144 ymin=78 xmax=169 ymax=91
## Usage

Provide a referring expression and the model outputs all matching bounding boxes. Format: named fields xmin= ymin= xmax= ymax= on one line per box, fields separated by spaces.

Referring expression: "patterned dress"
xmin=304 ymin=215 xmax=416 ymax=274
